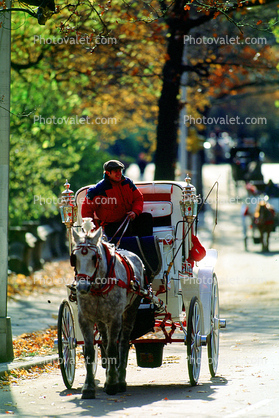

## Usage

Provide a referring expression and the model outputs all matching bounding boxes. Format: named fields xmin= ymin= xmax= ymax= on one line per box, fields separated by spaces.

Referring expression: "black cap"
xmin=103 ymin=160 xmax=125 ymax=171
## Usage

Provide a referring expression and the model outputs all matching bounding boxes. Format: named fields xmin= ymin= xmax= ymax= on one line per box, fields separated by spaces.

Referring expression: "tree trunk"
xmin=154 ymin=5 xmax=189 ymax=180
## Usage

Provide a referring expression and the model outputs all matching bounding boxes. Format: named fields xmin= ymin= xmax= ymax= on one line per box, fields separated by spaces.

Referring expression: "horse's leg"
xmin=262 ymin=231 xmax=268 ymax=252
xmin=96 ymin=321 xmax=108 ymax=370
xmin=260 ymin=229 xmax=265 ymax=252
xmin=241 ymin=212 xmax=248 ymax=251
xmin=266 ymin=231 xmax=270 ymax=252
xmin=79 ymin=316 xmax=96 ymax=399
xmin=118 ymin=296 xmax=141 ymax=392
xmin=105 ymin=317 xmax=122 ymax=395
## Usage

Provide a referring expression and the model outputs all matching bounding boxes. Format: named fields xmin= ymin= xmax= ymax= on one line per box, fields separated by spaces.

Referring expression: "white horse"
xmin=71 ymin=225 xmax=145 ymax=399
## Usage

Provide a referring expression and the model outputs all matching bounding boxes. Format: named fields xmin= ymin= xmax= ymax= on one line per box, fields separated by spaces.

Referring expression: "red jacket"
xmin=81 ymin=175 xmax=143 ymax=224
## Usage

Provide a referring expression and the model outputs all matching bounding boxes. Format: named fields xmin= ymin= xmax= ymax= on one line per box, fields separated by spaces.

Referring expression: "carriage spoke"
xmin=208 ymin=274 xmax=220 ymax=377
xmin=187 ymin=297 xmax=202 ymax=385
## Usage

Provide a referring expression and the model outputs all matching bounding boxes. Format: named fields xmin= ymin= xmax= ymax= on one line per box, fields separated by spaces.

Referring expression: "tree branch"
xmin=211 ymin=78 xmax=279 ymax=104
xmin=0 ymin=7 xmax=37 ymax=18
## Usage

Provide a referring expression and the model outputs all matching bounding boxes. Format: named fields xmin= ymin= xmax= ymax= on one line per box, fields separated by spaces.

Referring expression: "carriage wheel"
xmin=187 ymin=296 xmax=202 ymax=386
xmin=58 ymin=300 xmax=76 ymax=389
xmin=207 ymin=273 xmax=220 ymax=377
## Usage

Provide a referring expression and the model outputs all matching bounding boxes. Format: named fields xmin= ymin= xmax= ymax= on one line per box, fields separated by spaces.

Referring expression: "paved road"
xmin=7 ymin=288 xmax=65 ymax=338
xmin=7 ymin=259 xmax=73 ymax=338
xmin=1 ymin=164 xmax=279 ymax=417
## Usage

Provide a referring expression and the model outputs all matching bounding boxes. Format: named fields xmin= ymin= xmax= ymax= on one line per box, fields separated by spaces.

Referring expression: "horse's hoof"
xmin=81 ymin=389 xmax=96 ymax=399
xmin=118 ymin=382 xmax=127 ymax=392
xmin=105 ymin=383 xmax=119 ymax=395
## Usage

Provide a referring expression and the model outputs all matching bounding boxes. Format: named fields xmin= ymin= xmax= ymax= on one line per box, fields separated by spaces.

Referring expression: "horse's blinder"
xmin=70 ymin=253 xmax=76 ymax=267
xmin=70 ymin=243 xmax=101 ymax=273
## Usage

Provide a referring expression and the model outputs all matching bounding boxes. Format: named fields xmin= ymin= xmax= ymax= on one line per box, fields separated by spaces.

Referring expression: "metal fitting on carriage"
xmin=67 ymin=283 xmax=77 ymax=302
xmin=180 ymin=174 xmax=198 ymax=220
xmin=218 ymin=319 xmax=226 ymax=329
xmin=135 ymin=285 xmax=165 ymax=312
xmin=130 ymin=279 xmax=141 ymax=292
xmin=147 ymin=292 xmax=165 ymax=312
xmin=181 ymin=260 xmax=193 ymax=277
xmin=153 ymin=298 xmax=165 ymax=313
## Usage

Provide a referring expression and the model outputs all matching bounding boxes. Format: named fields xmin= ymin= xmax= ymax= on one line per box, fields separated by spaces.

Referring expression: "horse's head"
xmin=71 ymin=227 xmax=104 ymax=293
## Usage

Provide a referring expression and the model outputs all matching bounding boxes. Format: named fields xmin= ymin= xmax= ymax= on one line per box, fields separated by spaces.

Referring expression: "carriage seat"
xmin=142 ymin=201 xmax=172 ymax=218
xmin=75 ymin=185 xmax=173 ymax=232
xmin=117 ymin=236 xmax=162 ymax=284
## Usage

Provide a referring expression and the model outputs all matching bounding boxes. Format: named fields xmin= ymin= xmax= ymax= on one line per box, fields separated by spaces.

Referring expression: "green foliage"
xmin=9 ymin=69 xmax=109 ymax=225
xmin=8 ymin=6 xmax=163 ymax=225
xmin=7 ymin=1 xmax=279 ymax=199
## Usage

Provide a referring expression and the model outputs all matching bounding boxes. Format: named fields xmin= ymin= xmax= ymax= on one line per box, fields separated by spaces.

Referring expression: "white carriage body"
xmin=57 ymin=179 xmax=225 ymax=389
xmin=74 ymin=180 xmax=216 ymax=334
xmin=136 ymin=181 xmax=215 ymax=335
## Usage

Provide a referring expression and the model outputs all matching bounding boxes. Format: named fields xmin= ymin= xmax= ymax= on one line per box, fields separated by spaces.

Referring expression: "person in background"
xmin=137 ymin=152 xmax=148 ymax=180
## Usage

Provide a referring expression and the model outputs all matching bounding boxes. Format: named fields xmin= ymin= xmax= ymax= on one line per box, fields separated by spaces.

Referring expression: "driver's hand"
xmin=127 ymin=211 xmax=136 ymax=220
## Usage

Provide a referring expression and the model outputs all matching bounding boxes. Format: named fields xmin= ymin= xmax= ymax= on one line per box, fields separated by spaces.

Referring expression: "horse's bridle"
xmin=71 ymin=242 xmax=102 ymax=282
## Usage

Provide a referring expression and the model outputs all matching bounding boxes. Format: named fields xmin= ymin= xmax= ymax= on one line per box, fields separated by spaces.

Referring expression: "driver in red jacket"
xmin=81 ymin=160 xmax=152 ymax=237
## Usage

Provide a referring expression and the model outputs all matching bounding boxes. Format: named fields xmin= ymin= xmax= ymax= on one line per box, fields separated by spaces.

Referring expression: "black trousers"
xmin=104 ymin=212 xmax=153 ymax=238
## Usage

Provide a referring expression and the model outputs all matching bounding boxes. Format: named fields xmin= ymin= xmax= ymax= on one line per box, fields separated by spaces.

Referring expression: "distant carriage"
xmin=56 ymin=177 xmax=226 ymax=396
xmin=242 ymin=182 xmax=279 ymax=252
xmin=230 ymin=146 xmax=263 ymax=190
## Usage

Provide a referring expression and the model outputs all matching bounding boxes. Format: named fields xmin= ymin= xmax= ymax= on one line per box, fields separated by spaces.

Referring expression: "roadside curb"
xmin=0 ymin=354 xmax=58 ymax=377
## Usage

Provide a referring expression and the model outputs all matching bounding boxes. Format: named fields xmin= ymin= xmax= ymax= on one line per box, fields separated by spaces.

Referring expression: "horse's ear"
xmin=92 ymin=227 xmax=103 ymax=245
xmin=72 ymin=227 xmax=81 ymax=244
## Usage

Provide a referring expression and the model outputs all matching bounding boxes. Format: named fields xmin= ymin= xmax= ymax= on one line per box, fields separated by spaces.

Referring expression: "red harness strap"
xmin=101 ymin=243 xmax=134 ymax=294
xmin=90 ymin=277 xmax=115 ymax=296
xmin=115 ymin=252 xmax=134 ymax=293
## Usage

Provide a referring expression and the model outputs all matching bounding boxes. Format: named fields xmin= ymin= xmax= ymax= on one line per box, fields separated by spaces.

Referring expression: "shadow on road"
xmin=60 ymin=377 xmax=228 ymax=416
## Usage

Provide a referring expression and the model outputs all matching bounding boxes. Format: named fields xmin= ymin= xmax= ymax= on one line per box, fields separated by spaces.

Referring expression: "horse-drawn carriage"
xmin=57 ymin=176 xmax=226 ymax=398
xmin=230 ymin=146 xmax=263 ymax=190
xmin=242 ymin=181 xmax=279 ymax=252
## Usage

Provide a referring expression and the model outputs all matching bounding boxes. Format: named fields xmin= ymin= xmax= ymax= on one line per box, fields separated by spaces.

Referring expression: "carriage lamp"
xmin=180 ymin=174 xmax=198 ymax=221
xmin=179 ymin=175 xmax=199 ymax=275
xmin=59 ymin=179 xmax=77 ymax=253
